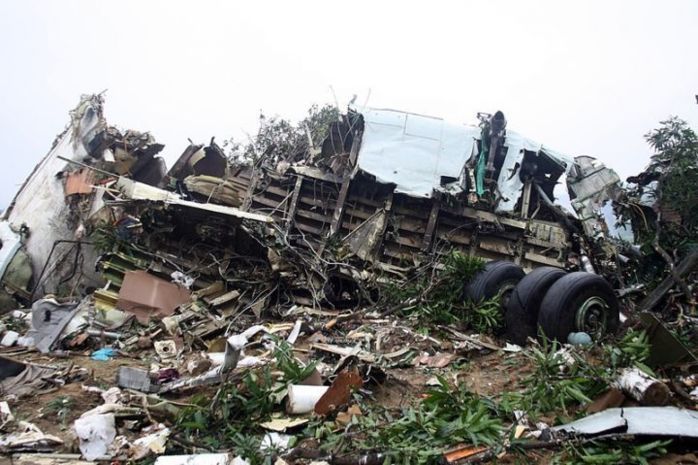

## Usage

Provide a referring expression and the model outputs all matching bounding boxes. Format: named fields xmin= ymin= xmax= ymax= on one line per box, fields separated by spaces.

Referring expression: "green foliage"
xmin=645 ymin=117 xmax=698 ymax=235
xmin=382 ymin=250 xmax=487 ymax=327
xmin=500 ymin=329 xmax=657 ymax=422
xmin=440 ymin=250 xmax=487 ymax=298
xmin=175 ymin=368 xmax=279 ymax=459
xmin=464 ymin=295 xmax=503 ymax=334
xmin=272 ymin=338 xmax=317 ymax=384
xmin=173 ymin=341 xmax=315 ymax=464
xmin=344 ymin=377 xmax=502 ymax=465
xmin=617 ymin=117 xmax=698 ymax=273
xmin=43 ymin=396 xmax=74 ymax=428
xmin=499 ymin=330 xmax=657 ymax=420
xmin=503 ymin=342 xmax=607 ymax=418
xmin=225 ymin=104 xmax=340 ymax=165
xmin=554 ymin=439 xmax=670 ymax=465
xmin=90 ymin=223 xmax=120 ymax=253
xmin=90 ymin=220 xmax=139 ymax=255
xmin=604 ymin=329 xmax=652 ymax=373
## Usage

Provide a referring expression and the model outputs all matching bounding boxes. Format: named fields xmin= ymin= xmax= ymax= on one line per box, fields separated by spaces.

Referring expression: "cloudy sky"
xmin=0 ymin=0 xmax=696 ymax=208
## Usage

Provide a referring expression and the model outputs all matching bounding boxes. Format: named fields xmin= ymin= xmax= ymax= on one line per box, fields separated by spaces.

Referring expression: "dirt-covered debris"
xmin=0 ymin=95 xmax=696 ymax=465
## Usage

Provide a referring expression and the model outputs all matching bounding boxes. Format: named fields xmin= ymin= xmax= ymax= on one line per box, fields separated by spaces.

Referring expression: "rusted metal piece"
xmin=443 ymin=445 xmax=489 ymax=463
xmin=586 ymin=387 xmax=626 ymax=414
xmin=314 ymin=369 xmax=363 ymax=416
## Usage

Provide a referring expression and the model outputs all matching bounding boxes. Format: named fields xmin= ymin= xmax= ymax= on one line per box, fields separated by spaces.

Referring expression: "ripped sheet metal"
xmin=356 ymin=108 xmax=480 ymax=197
xmin=552 ymin=407 xmax=698 ymax=438
xmin=0 ymin=356 xmax=56 ymax=398
xmin=494 ymin=131 xmax=574 ymax=213
xmin=116 ymin=177 xmax=272 ymax=223
xmin=356 ymin=108 xmax=574 ymax=211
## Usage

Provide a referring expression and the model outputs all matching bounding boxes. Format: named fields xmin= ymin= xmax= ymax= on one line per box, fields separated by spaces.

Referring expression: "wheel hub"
xmin=575 ymin=296 xmax=608 ymax=338
xmin=499 ymin=282 xmax=517 ymax=309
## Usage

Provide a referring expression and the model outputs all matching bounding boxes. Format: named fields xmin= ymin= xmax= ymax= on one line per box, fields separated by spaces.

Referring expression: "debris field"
xmin=0 ymin=94 xmax=697 ymax=465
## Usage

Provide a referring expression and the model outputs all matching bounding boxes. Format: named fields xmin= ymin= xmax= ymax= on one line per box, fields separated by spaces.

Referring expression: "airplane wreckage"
xmin=0 ymin=94 xmax=696 ymax=464
xmin=0 ymin=94 xmax=628 ymax=341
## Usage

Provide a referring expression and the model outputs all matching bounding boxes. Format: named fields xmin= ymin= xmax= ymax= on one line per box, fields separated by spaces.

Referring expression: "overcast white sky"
xmin=1 ymin=0 xmax=696 ymax=208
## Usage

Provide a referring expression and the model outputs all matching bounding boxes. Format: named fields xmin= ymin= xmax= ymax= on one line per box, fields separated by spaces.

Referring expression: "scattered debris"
xmin=0 ymin=95 xmax=696 ymax=464
xmin=73 ymin=414 xmax=116 ymax=460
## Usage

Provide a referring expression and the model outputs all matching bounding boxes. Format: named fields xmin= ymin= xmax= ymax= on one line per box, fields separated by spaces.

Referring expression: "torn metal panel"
xmin=2 ymin=94 xmax=167 ymax=298
xmin=494 ymin=131 xmax=574 ymax=213
xmin=0 ymin=222 xmax=22 ymax=281
xmin=343 ymin=209 xmax=388 ymax=261
xmin=356 ymin=108 xmax=480 ymax=197
xmin=11 ymin=456 xmax=95 ymax=465
xmin=0 ymin=355 xmax=26 ymax=380
xmin=116 ymin=177 xmax=272 ymax=223
xmin=116 ymin=366 xmax=160 ymax=393
xmin=552 ymin=407 xmax=698 ymax=439
xmin=26 ymin=298 xmax=82 ymax=353
xmin=0 ymin=422 xmax=63 ymax=452
xmin=355 ymin=107 xmax=575 ymax=214
xmin=2 ymin=96 xmax=105 ymax=290
xmin=0 ymin=356 xmax=57 ymax=398
xmin=165 ymin=142 xmax=227 ymax=184
xmin=0 ymin=222 xmax=32 ymax=309
xmin=154 ymin=454 xmax=241 ymax=465
xmin=288 ymin=165 xmax=343 ymax=183
xmin=640 ymin=312 xmax=698 ymax=367
xmin=567 ymin=155 xmax=623 ymax=239
xmin=116 ymin=270 xmax=191 ymax=324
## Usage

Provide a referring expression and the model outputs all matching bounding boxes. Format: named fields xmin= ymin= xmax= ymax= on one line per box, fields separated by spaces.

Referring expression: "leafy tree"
xmin=619 ymin=117 xmax=698 ymax=254
xmin=223 ymin=104 xmax=339 ymax=166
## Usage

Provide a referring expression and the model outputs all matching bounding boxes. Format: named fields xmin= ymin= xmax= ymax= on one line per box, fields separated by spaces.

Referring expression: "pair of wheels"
xmin=464 ymin=261 xmax=619 ymax=345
